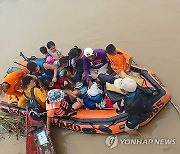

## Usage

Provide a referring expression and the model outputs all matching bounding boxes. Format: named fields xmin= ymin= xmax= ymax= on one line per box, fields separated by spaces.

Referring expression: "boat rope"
xmin=170 ymin=100 xmax=180 ymax=115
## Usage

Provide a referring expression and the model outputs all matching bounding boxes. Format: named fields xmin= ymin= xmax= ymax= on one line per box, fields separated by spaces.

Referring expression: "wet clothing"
xmin=18 ymin=87 xmax=47 ymax=109
xmin=107 ymin=49 xmax=131 ymax=74
xmin=83 ymin=49 xmax=108 ymax=81
xmin=46 ymin=96 xmax=74 ymax=117
xmin=3 ymin=69 xmax=27 ymax=97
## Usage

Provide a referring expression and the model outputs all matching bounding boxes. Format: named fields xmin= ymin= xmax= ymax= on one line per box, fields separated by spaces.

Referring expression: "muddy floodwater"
xmin=0 ymin=0 xmax=180 ymax=154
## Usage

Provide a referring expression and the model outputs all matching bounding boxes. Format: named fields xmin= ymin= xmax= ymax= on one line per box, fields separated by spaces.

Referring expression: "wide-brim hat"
xmin=114 ymin=77 xmax=137 ymax=92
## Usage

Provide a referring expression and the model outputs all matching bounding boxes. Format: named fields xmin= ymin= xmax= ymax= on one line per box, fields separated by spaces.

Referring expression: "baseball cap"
xmin=114 ymin=77 xmax=137 ymax=92
xmin=84 ymin=48 xmax=94 ymax=57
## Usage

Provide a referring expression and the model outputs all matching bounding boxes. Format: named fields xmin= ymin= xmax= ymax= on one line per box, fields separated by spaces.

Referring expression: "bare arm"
xmin=126 ymin=57 xmax=132 ymax=72
xmin=43 ymin=63 xmax=57 ymax=82
xmin=64 ymin=90 xmax=77 ymax=99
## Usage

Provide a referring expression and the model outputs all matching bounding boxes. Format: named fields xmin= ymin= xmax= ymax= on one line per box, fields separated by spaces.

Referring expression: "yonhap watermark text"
xmin=105 ymin=135 xmax=176 ymax=149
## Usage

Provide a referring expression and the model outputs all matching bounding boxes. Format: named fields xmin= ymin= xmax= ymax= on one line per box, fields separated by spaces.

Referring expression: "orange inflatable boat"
xmin=0 ymin=55 xmax=171 ymax=134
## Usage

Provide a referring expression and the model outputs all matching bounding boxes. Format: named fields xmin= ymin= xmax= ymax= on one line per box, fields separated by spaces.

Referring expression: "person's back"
xmin=18 ymin=76 xmax=47 ymax=109
xmin=68 ymin=46 xmax=84 ymax=82
xmin=123 ymin=86 xmax=153 ymax=115
xmin=1 ymin=69 xmax=27 ymax=97
xmin=36 ymin=60 xmax=54 ymax=78
xmin=27 ymin=61 xmax=57 ymax=83
xmin=106 ymin=44 xmax=132 ymax=74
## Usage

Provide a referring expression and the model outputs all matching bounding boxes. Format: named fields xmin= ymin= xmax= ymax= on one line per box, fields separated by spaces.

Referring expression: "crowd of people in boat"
xmin=0 ymin=41 xmax=153 ymax=134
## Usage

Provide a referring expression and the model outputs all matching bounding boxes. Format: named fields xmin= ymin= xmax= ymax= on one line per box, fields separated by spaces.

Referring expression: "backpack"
xmin=23 ymin=88 xmax=46 ymax=121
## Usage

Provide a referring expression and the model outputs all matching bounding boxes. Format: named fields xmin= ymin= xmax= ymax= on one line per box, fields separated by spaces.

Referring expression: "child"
xmin=40 ymin=46 xmax=49 ymax=58
xmin=40 ymin=46 xmax=55 ymax=64
xmin=47 ymin=41 xmax=63 ymax=61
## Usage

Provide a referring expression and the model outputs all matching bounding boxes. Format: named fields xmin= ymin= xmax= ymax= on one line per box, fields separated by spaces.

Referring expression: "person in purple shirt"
xmin=83 ymin=47 xmax=109 ymax=86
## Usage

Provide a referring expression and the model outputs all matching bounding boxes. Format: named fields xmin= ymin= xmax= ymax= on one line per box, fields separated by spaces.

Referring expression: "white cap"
xmin=84 ymin=48 xmax=94 ymax=57
xmin=114 ymin=77 xmax=137 ymax=92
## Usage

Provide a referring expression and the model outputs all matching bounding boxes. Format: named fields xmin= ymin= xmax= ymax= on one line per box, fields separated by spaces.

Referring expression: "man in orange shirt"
xmin=0 ymin=69 xmax=27 ymax=98
xmin=106 ymin=44 xmax=132 ymax=74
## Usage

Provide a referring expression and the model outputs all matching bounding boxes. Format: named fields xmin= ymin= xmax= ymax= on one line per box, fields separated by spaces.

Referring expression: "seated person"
xmin=68 ymin=46 xmax=84 ymax=83
xmin=18 ymin=76 xmax=47 ymax=109
xmin=106 ymin=44 xmax=132 ymax=74
xmin=83 ymin=48 xmax=109 ymax=87
xmin=46 ymin=89 xmax=83 ymax=134
xmin=92 ymin=74 xmax=153 ymax=134
xmin=0 ymin=69 xmax=27 ymax=98
xmin=27 ymin=61 xmax=58 ymax=84
xmin=47 ymin=41 xmax=63 ymax=62
xmin=40 ymin=46 xmax=55 ymax=65
xmin=58 ymin=56 xmax=76 ymax=83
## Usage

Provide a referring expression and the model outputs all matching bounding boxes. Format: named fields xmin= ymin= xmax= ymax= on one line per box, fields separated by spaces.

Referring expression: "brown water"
xmin=0 ymin=0 xmax=180 ymax=154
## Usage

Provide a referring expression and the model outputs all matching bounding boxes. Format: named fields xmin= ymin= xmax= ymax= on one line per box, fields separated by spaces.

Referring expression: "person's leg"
xmin=125 ymin=114 xmax=140 ymax=135
xmin=98 ymin=63 xmax=108 ymax=74
xmin=125 ymin=121 xmax=139 ymax=135
xmin=72 ymin=101 xmax=83 ymax=110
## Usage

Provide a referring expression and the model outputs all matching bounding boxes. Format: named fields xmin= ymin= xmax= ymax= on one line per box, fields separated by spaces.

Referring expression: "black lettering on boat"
xmin=57 ymin=120 xmax=81 ymax=131
xmin=156 ymin=100 xmax=164 ymax=108
xmin=66 ymin=122 xmax=73 ymax=130
xmin=151 ymin=73 xmax=165 ymax=87
xmin=74 ymin=125 xmax=81 ymax=131
xmin=150 ymin=100 xmax=165 ymax=118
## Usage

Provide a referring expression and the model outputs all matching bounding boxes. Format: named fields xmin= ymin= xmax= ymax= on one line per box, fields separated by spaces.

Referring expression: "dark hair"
xmin=59 ymin=56 xmax=69 ymax=65
xmin=68 ymin=46 xmax=82 ymax=59
xmin=40 ymin=46 xmax=48 ymax=54
xmin=106 ymin=44 xmax=116 ymax=54
xmin=2 ymin=82 xmax=10 ymax=89
xmin=22 ymin=76 xmax=33 ymax=88
xmin=27 ymin=62 xmax=38 ymax=72
xmin=47 ymin=41 xmax=55 ymax=49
